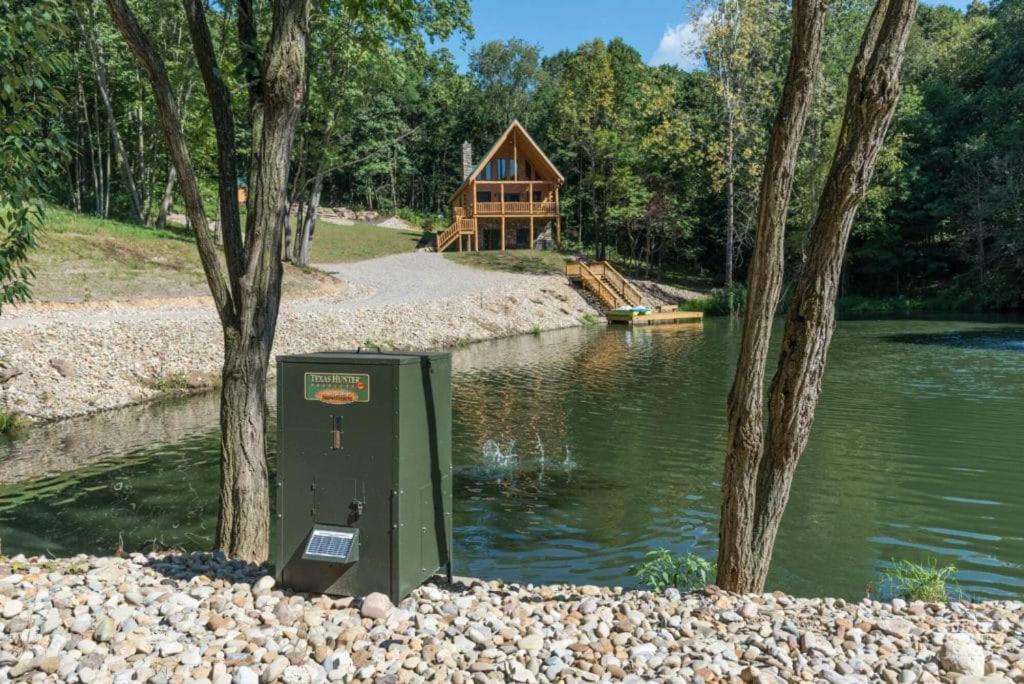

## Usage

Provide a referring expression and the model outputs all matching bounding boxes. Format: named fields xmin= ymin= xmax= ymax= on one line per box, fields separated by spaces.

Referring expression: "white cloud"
xmin=650 ymin=20 xmax=704 ymax=71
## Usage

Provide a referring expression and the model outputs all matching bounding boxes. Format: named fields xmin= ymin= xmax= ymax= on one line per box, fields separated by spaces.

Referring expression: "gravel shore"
xmin=0 ymin=255 xmax=599 ymax=422
xmin=1 ymin=553 xmax=1021 ymax=683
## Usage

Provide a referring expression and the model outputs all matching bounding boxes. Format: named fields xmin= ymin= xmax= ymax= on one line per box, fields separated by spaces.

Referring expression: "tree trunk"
xmin=297 ymin=172 xmax=323 ymax=267
xmin=155 ymin=81 xmax=195 ymax=230
xmin=106 ymin=0 xmax=309 ymax=562
xmin=83 ymin=1 xmax=145 ymax=223
xmin=155 ymin=164 xmax=177 ymax=230
xmin=725 ymin=121 xmax=735 ymax=290
xmin=217 ymin=335 xmax=272 ymax=562
xmin=717 ymin=0 xmax=827 ymax=593
xmin=718 ymin=0 xmax=917 ymax=593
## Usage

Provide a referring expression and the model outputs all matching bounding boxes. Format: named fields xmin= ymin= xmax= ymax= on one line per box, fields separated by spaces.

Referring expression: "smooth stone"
xmin=360 ymin=592 xmax=394 ymax=620
xmin=939 ymin=634 xmax=986 ymax=676
xmin=232 ymin=666 xmax=260 ymax=684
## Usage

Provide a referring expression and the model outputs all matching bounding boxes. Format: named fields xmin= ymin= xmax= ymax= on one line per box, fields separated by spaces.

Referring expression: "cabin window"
xmin=526 ymin=161 xmax=534 ymax=180
xmin=484 ymin=163 xmax=493 ymax=181
xmin=504 ymin=193 xmax=520 ymax=202
xmin=533 ymin=191 xmax=542 ymax=202
xmin=497 ymin=159 xmax=505 ymax=180
xmin=477 ymin=191 xmax=492 ymax=202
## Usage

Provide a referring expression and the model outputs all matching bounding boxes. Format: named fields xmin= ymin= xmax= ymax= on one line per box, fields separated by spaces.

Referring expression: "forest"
xmin=3 ymin=0 xmax=1023 ymax=310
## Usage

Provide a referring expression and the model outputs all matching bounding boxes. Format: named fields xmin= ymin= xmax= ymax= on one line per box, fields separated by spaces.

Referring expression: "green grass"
xmin=308 ymin=222 xmax=424 ymax=263
xmin=881 ymin=558 xmax=959 ymax=602
xmin=0 ymin=410 xmax=28 ymax=437
xmin=24 ymin=207 xmax=401 ymax=302
xmin=444 ymin=250 xmax=571 ymax=275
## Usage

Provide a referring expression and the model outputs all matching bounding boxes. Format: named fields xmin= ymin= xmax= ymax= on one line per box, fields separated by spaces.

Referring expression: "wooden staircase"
xmin=435 ymin=208 xmax=478 ymax=252
xmin=565 ymin=261 xmax=643 ymax=311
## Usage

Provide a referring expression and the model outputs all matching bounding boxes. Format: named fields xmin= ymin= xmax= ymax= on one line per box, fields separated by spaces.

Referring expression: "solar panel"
xmin=303 ymin=527 xmax=358 ymax=563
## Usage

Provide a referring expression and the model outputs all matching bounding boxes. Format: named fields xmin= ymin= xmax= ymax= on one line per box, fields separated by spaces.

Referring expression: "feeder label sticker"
xmin=304 ymin=372 xmax=370 ymax=404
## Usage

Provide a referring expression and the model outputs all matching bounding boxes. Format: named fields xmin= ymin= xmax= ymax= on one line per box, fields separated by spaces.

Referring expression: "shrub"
xmin=0 ymin=409 xmax=28 ymax=437
xmin=881 ymin=558 xmax=959 ymax=602
xmin=680 ymin=284 xmax=747 ymax=315
xmin=631 ymin=548 xmax=716 ymax=593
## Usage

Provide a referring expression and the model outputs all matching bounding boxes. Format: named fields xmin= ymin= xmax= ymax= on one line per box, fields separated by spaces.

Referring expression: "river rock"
xmin=360 ymin=592 xmax=393 ymax=620
xmin=48 ymin=357 xmax=75 ymax=378
xmin=1 ymin=599 xmax=23 ymax=618
xmin=232 ymin=666 xmax=260 ymax=684
xmin=939 ymin=634 xmax=986 ymax=676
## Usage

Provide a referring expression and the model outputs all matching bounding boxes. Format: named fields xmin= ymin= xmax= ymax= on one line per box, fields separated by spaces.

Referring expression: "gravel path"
xmin=316 ymin=252 xmax=541 ymax=309
xmin=0 ymin=256 xmax=598 ymax=422
xmin=1 ymin=553 xmax=1021 ymax=683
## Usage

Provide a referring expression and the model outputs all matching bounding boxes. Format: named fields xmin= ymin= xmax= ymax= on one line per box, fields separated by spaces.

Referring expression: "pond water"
xmin=2 ymin=318 xmax=1023 ymax=599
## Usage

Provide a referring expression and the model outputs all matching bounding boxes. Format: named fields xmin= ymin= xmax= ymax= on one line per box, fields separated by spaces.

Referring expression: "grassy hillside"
xmin=444 ymin=250 xmax=570 ymax=275
xmin=26 ymin=208 xmax=421 ymax=302
xmin=309 ymin=221 xmax=424 ymax=262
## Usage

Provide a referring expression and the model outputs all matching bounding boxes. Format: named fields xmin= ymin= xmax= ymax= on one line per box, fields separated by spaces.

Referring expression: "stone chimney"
xmin=461 ymin=141 xmax=473 ymax=180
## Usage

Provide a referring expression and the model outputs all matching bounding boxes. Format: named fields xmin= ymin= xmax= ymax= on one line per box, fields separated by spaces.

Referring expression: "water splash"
xmin=480 ymin=438 xmax=518 ymax=469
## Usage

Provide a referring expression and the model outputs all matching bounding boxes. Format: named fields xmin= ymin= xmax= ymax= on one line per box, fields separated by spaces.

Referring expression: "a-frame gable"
xmin=451 ymin=121 xmax=563 ymax=202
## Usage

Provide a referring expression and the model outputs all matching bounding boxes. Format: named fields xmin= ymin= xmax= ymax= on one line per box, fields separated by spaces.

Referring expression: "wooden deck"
xmin=606 ymin=308 xmax=704 ymax=327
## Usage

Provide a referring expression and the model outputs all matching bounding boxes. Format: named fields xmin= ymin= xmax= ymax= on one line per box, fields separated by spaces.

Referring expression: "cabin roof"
xmin=450 ymin=120 xmax=564 ymax=203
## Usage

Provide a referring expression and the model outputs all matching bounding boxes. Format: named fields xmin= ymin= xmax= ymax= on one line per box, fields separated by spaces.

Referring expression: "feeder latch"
xmin=330 ymin=415 xmax=343 ymax=450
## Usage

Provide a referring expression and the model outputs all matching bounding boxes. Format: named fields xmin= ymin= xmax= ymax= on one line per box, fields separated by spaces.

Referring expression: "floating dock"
xmin=606 ymin=305 xmax=704 ymax=327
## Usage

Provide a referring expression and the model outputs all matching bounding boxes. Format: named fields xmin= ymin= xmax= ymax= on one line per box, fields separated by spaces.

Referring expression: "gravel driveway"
xmin=316 ymin=252 xmax=537 ymax=308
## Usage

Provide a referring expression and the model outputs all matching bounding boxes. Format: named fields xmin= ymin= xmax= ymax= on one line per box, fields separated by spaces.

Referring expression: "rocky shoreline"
xmin=0 ymin=553 xmax=1021 ymax=683
xmin=0 ymin=273 xmax=598 ymax=423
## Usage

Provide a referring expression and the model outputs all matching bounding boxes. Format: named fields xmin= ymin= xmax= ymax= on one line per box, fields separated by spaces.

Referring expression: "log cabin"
xmin=436 ymin=120 xmax=563 ymax=252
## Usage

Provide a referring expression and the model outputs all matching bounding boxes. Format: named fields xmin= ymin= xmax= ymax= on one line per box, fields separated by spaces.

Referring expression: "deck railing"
xmin=565 ymin=262 xmax=622 ymax=310
xmin=473 ymin=201 xmax=559 ymax=216
xmin=435 ymin=217 xmax=477 ymax=252
xmin=597 ymin=261 xmax=643 ymax=306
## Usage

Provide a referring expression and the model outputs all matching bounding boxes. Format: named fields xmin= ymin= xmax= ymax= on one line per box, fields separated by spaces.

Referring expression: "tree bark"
xmin=718 ymin=0 xmax=918 ymax=593
xmin=106 ymin=0 xmax=309 ymax=562
xmin=717 ymin=0 xmax=827 ymax=593
xmin=296 ymin=172 xmax=323 ymax=267
xmin=725 ymin=118 xmax=735 ymax=290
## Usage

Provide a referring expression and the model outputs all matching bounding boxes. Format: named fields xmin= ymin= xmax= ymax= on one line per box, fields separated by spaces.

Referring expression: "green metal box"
xmin=274 ymin=350 xmax=452 ymax=602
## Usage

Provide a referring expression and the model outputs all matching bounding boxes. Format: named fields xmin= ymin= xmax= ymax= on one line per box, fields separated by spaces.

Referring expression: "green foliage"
xmin=0 ymin=410 xmax=28 ymax=437
xmin=680 ymin=284 xmax=747 ymax=315
xmin=580 ymin=313 xmax=600 ymax=326
xmin=631 ymin=549 xmax=716 ymax=593
xmin=529 ymin=324 xmax=542 ymax=337
xmin=145 ymin=373 xmax=192 ymax=394
xmin=0 ymin=0 xmax=71 ymax=312
xmin=881 ymin=558 xmax=959 ymax=603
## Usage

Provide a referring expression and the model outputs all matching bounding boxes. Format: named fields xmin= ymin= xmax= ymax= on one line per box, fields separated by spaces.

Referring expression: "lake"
xmin=1 ymin=318 xmax=1022 ymax=600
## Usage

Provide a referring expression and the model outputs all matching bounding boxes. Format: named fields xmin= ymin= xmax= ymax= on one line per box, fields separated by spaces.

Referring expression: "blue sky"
xmin=441 ymin=0 xmax=974 ymax=71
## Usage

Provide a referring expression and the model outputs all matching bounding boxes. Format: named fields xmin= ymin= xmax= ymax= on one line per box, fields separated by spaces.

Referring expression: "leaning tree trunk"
xmin=718 ymin=0 xmax=918 ymax=593
xmin=717 ymin=0 xmax=827 ymax=592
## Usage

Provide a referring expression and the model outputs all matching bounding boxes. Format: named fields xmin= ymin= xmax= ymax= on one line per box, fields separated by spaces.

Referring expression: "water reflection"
xmin=1 ymin=318 xmax=1023 ymax=599
xmin=883 ymin=326 xmax=1024 ymax=351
